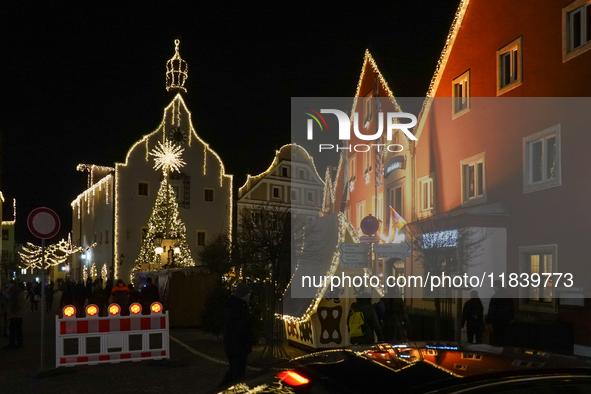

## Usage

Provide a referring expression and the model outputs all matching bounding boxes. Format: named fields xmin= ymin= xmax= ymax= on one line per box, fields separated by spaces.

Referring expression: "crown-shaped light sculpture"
xmin=166 ymin=39 xmax=188 ymax=92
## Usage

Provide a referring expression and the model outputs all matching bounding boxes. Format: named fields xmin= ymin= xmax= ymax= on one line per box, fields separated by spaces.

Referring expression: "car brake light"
xmin=277 ymin=370 xmax=309 ymax=386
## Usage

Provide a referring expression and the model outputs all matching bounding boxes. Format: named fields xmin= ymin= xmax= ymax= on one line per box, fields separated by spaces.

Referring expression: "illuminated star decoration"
xmin=150 ymin=140 xmax=186 ymax=174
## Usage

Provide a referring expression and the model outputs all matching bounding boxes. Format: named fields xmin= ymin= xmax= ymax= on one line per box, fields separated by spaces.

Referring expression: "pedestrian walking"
xmin=5 ymin=280 xmax=25 ymax=349
xmin=486 ymin=281 xmax=514 ymax=346
xmin=220 ymin=283 xmax=253 ymax=387
xmin=382 ymin=292 xmax=412 ymax=342
xmin=348 ymin=294 xmax=383 ymax=345
xmin=139 ymin=277 xmax=159 ymax=314
xmin=462 ymin=290 xmax=484 ymax=344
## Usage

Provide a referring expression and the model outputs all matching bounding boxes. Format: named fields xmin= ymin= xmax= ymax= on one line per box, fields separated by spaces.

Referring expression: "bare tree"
xmin=235 ymin=202 xmax=308 ymax=361
xmin=405 ymin=212 xmax=490 ymax=340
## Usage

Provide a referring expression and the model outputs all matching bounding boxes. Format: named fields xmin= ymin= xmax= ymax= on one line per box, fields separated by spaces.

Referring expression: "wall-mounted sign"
xmin=385 ymin=156 xmax=406 ymax=178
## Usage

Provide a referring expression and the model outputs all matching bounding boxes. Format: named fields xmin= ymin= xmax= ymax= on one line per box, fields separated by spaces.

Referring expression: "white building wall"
xmin=115 ymin=94 xmax=232 ymax=282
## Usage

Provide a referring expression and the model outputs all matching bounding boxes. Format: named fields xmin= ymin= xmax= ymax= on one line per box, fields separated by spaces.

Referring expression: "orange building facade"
xmin=414 ymin=0 xmax=591 ymax=355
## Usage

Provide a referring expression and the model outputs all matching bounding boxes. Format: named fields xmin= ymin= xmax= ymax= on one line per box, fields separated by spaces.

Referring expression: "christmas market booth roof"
xmin=282 ymin=212 xmax=358 ymax=321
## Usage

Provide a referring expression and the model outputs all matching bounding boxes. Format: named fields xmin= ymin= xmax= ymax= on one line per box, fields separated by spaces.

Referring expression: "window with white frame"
xmin=376 ymin=194 xmax=383 ymax=222
xmin=349 ymin=154 xmax=357 ymax=182
xmin=497 ymin=37 xmax=522 ymax=95
xmin=418 ymin=176 xmax=434 ymax=212
xmin=389 ymin=185 xmax=403 ymax=217
xmin=563 ymin=1 xmax=591 ymax=61
xmin=363 ymin=149 xmax=372 ymax=175
xmin=453 ymin=70 xmax=470 ymax=117
xmin=523 ymin=124 xmax=561 ymax=193
xmin=364 ymin=96 xmax=373 ymax=128
xmin=519 ymin=245 xmax=557 ymax=308
xmin=282 ymin=166 xmax=290 ymax=178
xmin=356 ymin=200 xmax=366 ymax=229
xmin=298 ymin=169 xmax=306 ymax=180
xmin=461 ymin=153 xmax=486 ymax=205
xmin=272 ymin=186 xmax=281 ymax=200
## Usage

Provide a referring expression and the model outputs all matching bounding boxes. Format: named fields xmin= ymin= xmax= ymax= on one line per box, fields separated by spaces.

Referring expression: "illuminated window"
xmin=452 ymin=70 xmax=470 ymax=118
xmin=523 ymin=124 xmax=561 ymax=193
xmin=376 ymin=194 xmax=383 ymax=222
xmin=461 ymin=153 xmax=486 ymax=205
xmin=497 ymin=37 xmax=522 ymax=95
xmin=197 ymin=231 xmax=206 ymax=246
xmin=138 ymin=182 xmax=149 ymax=196
xmin=563 ymin=1 xmax=591 ymax=61
xmin=204 ymin=189 xmax=214 ymax=202
xmin=519 ymin=245 xmax=557 ymax=309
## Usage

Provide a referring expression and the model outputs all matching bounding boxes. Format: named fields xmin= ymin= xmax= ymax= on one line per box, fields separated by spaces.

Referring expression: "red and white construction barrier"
xmin=55 ymin=302 xmax=169 ymax=367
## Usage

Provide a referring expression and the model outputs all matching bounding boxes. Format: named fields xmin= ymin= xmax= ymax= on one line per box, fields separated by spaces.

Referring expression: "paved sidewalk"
xmin=0 ymin=297 xmax=308 ymax=394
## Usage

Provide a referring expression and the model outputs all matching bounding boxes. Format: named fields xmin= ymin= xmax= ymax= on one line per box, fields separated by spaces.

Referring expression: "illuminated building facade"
xmin=71 ymin=40 xmax=232 ymax=282
xmin=237 ymin=144 xmax=324 ymax=223
xmin=413 ymin=0 xmax=591 ymax=355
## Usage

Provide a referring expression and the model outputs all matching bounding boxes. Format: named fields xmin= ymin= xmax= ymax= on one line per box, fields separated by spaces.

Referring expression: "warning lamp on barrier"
xmin=277 ymin=371 xmax=310 ymax=386
xmin=63 ymin=305 xmax=76 ymax=318
xmin=86 ymin=305 xmax=99 ymax=317
xmin=129 ymin=303 xmax=142 ymax=314
xmin=150 ymin=302 xmax=162 ymax=314
xmin=109 ymin=304 xmax=121 ymax=316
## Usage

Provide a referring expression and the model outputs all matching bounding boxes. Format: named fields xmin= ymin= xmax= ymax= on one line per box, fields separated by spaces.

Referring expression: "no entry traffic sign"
xmin=27 ymin=207 xmax=61 ymax=240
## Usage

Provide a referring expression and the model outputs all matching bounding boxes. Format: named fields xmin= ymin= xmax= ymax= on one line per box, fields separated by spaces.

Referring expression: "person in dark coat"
xmin=486 ymin=281 xmax=514 ymax=346
xmin=85 ymin=277 xmax=93 ymax=303
xmin=462 ymin=290 xmax=484 ymax=344
xmin=44 ymin=282 xmax=54 ymax=313
xmin=60 ymin=281 xmax=74 ymax=309
xmin=220 ymin=283 xmax=253 ymax=387
xmin=382 ymin=292 xmax=411 ymax=342
xmin=91 ymin=280 xmax=105 ymax=316
xmin=104 ymin=279 xmax=113 ymax=305
xmin=30 ymin=282 xmax=40 ymax=312
xmin=128 ymin=284 xmax=139 ymax=304
xmin=139 ymin=277 xmax=159 ymax=314
xmin=73 ymin=280 xmax=87 ymax=317
xmin=6 ymin=280 xmax=26 ymax=349
xmin=348 ymin=295 xmax=383 ymax=345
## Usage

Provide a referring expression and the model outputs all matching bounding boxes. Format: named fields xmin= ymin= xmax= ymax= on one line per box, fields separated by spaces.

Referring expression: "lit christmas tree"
xmin=134 ymin=140 xmax=195 ymax=271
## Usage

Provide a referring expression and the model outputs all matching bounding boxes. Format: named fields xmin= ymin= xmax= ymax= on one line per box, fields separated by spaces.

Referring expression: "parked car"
xmin=214 ymin=342 xmax=591 ymax=393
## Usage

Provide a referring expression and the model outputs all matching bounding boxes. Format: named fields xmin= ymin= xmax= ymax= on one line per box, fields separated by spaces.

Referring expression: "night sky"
xmin=0 ymin=1 xmax=460 ymax=243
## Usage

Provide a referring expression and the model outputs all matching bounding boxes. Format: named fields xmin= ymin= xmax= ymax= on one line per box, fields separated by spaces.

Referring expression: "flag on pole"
xmin=388 ymin=206 xmax=407 ymax=243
